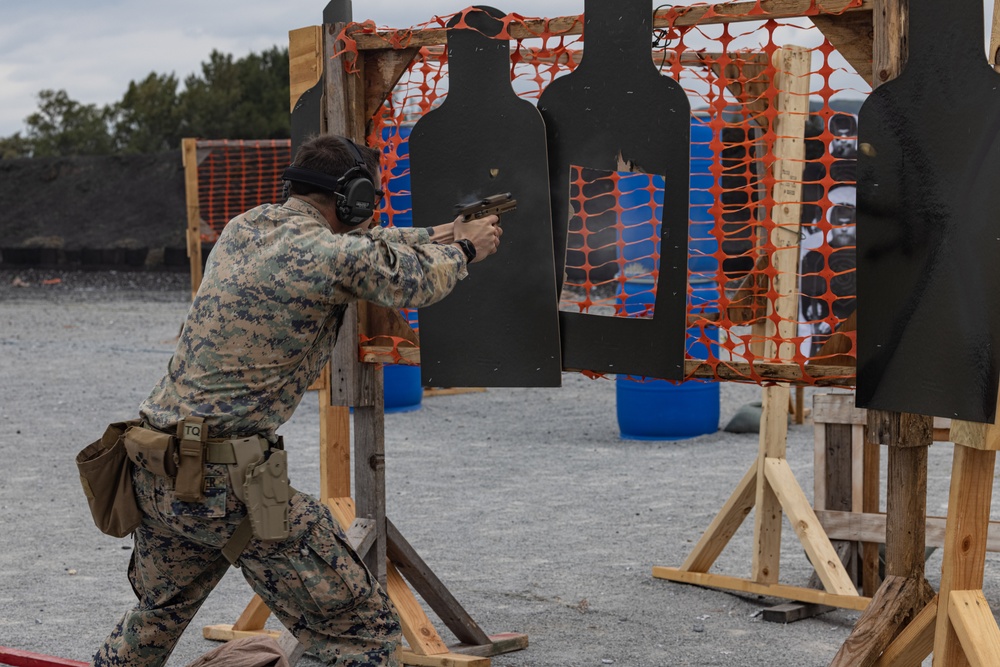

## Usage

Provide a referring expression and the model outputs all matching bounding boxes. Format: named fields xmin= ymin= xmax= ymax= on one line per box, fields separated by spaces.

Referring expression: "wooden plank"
xmin=828 ymin=574 xmax=935 ymax=667
xmin=761 ymin=601 xmax=834 ymax=623
xmin=814 ymin=393 xmax=867 ymax=425
xmin=948 ymin=590 xmax=1000 ymax=667
xmin=398 ymin=652 xmax=490 ymax=667
xmin=181 ymin=137 xmax=203 ymax=297
xmin=232 ymin=594 xmax=270 ymax=632
xmin=993 ymin=0 xmax=1000 ymax=71
xmin=867 ymin=410 xmax=933 ymax=448
xmin=363 ymin=47 xmax=419 ymax=136
xmin=652 ymin=567 xmax=871 ymax=611
xmin=852 ymin=423 xmax=865 ymax=513
xmin=202 ymin=626 xmax=282 ymax=641
xmin=353 ymin=385 xmax=387 ymax=587
xmin=349 ymin=0 xmax=874 ymax=50
xmin=748 ymin=44 xmax=810 ymax=588
xmin=319 ymin=402 xmax=351 ymax=501
xmin=871 ymin=0 xmax=908 ymax=86
xmin=387 ymin=520 xmax=492 ymax=647
xmin=862 ymin=438 xmax=882 ymax=596
xmin=326 ymin=498 xmax=451 ymax=657
xmin=950 ymin=418 xmax=1000 ymax=452
xmin=810 ymin=10 xmax=874 ymax=85
xmin=884 ymin=445 xmax=928 ymax=581
xmin=680 ymin=463 xmax=758 ymax=572
xmin=326 ymin=22 xmax=366 ymax=144
xmin=0 ymin=648 xmax=88 ymax=667
xmin=816 ymin=509 xmax=1000 ymax=553
xmin=814 ymin=417 xmax=828 ymax=512
xmin=934 ymin=446 xmax=997 ymax=665
xmin=423 ymin=387 xmax=487 ymax=398
xmin=825 ymin=423 xmax=855 ymax=515
xmin=346 ymin=517 xmax=376 ymax=558
xmin=289 ymin=26 xmax=323 ymax=113
xmin=753 ymin=385 xmax=790 ymax=585
xmin=450 ymin=633 xmax=530 ymax=657
xmin=764 ymin=457 xmax=858 ymax=595
xmin=872 ymin=595 xmax=937 ymax=667
xmin=766 ymin=44 xmax=811 ymax=358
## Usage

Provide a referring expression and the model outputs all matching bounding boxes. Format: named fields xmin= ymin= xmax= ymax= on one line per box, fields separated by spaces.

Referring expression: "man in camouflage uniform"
xmin=92 ymin=135 xmax=502 ymax=667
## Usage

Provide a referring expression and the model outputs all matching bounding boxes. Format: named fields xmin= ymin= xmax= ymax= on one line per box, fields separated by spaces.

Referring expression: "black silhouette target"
xmin=856 ymin=0 xmax=1000 ymax=422
xmin=410 ymin=6 xmax=562 ymax=388
xmin=537 ymin=0 xmax=690 ymax=380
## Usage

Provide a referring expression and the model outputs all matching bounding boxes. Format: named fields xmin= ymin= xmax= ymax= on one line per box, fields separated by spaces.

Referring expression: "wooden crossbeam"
xmin=652 ymin=568 xmax=871 ymax=611
xmin=348 ymin=0 xmax=874 ymax=51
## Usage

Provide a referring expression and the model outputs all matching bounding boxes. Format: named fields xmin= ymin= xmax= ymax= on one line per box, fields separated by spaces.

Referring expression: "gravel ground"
xmin=1 ymin=268 xmax=997 ymax=666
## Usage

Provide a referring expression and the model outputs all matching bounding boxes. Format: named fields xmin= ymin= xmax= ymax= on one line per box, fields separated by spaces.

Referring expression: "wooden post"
xmin=812 ymin=393 xmax=867 ymax=587
xmin=181 ymin=138 xmax=203 ymax=297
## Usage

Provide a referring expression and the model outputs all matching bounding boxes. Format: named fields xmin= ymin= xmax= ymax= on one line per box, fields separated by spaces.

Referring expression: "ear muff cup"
xmin=281 ymin=136 xmax=379 ymax=226
xmin=335 ymin=165 xmax=378 ymax=226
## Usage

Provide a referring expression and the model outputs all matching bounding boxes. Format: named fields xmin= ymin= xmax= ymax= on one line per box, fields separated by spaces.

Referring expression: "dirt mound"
xmin=0 ymin=152 xmax=189 ymax=268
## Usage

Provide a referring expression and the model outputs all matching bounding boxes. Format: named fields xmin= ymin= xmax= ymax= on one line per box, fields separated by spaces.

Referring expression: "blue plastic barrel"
xmin=616 ymin=281 xmax=720 ymax=440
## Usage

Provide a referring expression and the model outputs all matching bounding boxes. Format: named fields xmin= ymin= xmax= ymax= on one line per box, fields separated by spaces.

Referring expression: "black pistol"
xmin=454 ymin=192 xmax=517 ymax=221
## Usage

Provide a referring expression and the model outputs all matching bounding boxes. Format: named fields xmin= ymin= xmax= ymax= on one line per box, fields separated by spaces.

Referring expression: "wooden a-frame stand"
xmin=201 ymin=8 xmax=526 ymax=666
xmin=652 ymin=44 xmax=869 ymax=613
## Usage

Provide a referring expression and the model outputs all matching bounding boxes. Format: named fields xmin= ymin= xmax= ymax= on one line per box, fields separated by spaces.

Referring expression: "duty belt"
xmin=124 ymin=418 xmax=290 ymax=565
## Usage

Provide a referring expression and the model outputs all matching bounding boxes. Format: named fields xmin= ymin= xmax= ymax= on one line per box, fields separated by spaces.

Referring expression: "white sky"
xmin=0 ymin=1 xmax=995 ymax=138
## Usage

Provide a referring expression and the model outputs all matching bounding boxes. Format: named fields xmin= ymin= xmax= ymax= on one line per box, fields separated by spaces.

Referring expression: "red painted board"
xmin=0 ymin=647 xmax=88 ymax=667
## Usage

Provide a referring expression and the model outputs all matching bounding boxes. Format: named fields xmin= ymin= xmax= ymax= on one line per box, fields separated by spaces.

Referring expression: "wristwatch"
xmin=454 ymin=239 xmax=477 ymax=263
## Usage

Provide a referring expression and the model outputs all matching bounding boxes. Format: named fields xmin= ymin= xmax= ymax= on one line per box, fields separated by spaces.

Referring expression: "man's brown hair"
xmin=287 ymin=135 xmax=380 ymax=199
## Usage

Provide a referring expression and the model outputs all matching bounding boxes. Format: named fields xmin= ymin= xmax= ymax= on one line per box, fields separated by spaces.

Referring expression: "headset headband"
xmin=281 ymin=137 xmax=374 ymax=192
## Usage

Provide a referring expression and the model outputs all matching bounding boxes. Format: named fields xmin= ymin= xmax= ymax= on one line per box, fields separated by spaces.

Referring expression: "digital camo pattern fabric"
xmin=140 ymin=197 xmax=466 ymax=440
xmin=92 ymin=467 xmax=401 ymax=667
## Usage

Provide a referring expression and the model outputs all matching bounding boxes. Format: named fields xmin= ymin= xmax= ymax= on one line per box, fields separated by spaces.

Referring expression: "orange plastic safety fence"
xmin=347 ymin=6 xmax=868 ymax=382
xmin=195 ymin=139 xmax=292 ymax=243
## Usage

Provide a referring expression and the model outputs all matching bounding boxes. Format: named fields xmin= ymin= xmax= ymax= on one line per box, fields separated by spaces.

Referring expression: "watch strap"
xmin=455 ymin=238 xmax=477 ymax=262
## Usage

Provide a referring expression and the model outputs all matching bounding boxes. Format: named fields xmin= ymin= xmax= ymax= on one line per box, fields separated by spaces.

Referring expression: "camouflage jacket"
xmin=140 ymin=197 xmax=467 ymax=439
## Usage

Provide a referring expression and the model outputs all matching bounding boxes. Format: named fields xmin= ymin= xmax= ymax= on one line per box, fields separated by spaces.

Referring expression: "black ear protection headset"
xmin=282 ymin=137 xmax=383 ymax=226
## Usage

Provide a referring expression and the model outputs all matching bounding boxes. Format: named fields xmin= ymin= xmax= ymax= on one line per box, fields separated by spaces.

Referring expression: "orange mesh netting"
xmin=194 ymin=139 xmax=292 ymax=242
xmin=343 ymin=4 xmax=868 ymax=384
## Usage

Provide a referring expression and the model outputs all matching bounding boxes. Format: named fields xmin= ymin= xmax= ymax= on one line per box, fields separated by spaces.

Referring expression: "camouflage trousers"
xmin=92 ymin=464 xmax=401 ymax=667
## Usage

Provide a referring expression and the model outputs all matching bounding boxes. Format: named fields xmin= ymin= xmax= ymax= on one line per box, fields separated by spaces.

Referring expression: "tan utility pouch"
xmin=175 ymin=417 xmax=207 ymax=502
xmin=123 ymin=425 xmax=177 ymax=477
xmin=243 ymin=450 xmax=291 ymax=541
xmin=76 ymin=420 xmax=143 ymax=538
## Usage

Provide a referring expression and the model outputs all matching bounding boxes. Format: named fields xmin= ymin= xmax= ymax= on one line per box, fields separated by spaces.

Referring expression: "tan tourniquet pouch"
xmin=123 ymin=424 xmax=177 ymax=477
xmin=76 ymin=420 xmax=143 ymax=538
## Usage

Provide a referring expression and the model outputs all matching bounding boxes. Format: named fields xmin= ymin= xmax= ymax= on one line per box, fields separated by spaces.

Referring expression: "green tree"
xmin=112 ymin=72 xmax=182 ymax=153
xmin=5 ymin=46 xmax=291 ymax=159
xmin=0 ymin=132 xmax=32 ymax=159
xmin=179 ymin=47 xmax=290 ymax=140
xmin=25 ymin=89 xmax=115 ymax=157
